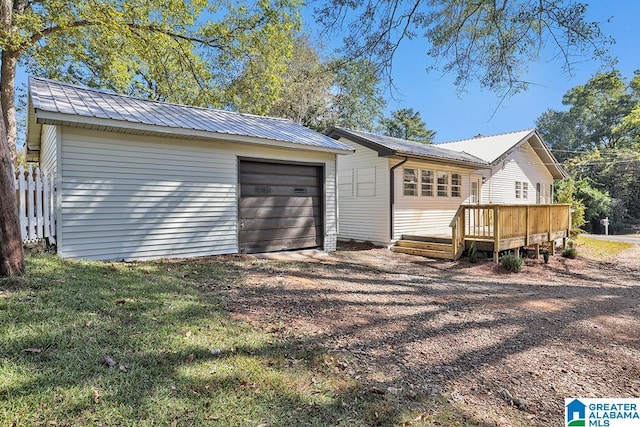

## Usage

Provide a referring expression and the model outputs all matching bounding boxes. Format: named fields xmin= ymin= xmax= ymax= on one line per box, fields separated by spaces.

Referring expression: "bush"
xmin=541 ymin=249 xmax=550 ymax=264
xmin=562 ymin=247 xmax=578 ymax=259
xmin=468 ymin=241 xmax=478 ymax=263
xmin=502 ymin=253 xmax=524 ymax=273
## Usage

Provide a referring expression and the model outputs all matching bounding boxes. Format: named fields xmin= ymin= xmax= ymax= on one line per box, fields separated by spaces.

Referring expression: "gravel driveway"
xmin=227 ymin=242 xmax=640 ymax=426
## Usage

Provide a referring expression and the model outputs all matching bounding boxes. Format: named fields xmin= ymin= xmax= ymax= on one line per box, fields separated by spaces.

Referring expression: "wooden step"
xmin=401 ymin=235 xmax=452 ymax=244
xmin=395 ymin=240 xmax=453 ymax=251
xmin=391 ymin=245 xmax=453 ymax=259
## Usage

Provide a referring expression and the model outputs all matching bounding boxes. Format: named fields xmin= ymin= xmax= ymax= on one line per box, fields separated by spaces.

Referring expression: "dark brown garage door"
xmin=239 ymin=160 xmax=323 ymax=253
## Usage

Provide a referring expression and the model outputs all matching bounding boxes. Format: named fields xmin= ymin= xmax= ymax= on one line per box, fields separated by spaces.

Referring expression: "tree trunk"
xmin=0 ymin=49 xmax=18 ymax=164
xmin=0 ymin=100 xmax=25 ymax=277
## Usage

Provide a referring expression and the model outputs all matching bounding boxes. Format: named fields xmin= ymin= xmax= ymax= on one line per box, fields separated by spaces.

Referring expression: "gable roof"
xmin=437 ymin=129 xmax=566 ymax=179
xmin=26 ymin=77 xmax=353 ymax=159
xmin=327 ymin=127 xmax=489 ymax=168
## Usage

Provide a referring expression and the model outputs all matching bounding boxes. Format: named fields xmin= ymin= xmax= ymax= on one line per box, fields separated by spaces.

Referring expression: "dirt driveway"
xmin=227 ymin=243 xmax=640 ymax=426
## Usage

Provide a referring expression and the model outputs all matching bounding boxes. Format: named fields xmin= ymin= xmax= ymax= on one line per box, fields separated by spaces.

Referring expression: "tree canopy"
xmin=539 ymin=70 xmax=640 ymax=232
xmin=380 ymin=108 xmax=435 ymax=143
xmin=314 ymin=0 xmax=612 ymax=95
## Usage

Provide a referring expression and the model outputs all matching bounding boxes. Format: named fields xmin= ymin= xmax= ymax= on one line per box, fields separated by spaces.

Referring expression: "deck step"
xmin=392 ymin=239 xmax=454 ymax=259
xmin=395 ymin=240 xmax=453 ymax=251
xmin=401 ymin=235 xmax=452 ymax=244
xmin=392 ymin=245 xmax=453 ymax=259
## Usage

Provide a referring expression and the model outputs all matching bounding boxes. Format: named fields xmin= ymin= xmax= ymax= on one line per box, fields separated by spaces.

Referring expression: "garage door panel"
xmin=240 ymin=162 xmax=321 ymax=177
xmin=241 ymin=184 xmax=320 ymax=197
xmin=239 ymin=205 xmax=321 ymax=219
xmin=239 ymin=196 xmax=318 ymax=209
xmin=241 ymin=216 xmax=319 ymax=230
xmin=241 ymin=237 xmax=321 ymax=254
xmin=240 ymin=226 xmax=321 ymax=242
xmin=240 ymin=173 xmax=320 ymax=187
xmin=239 ymin=160 xmax=323 ymax=253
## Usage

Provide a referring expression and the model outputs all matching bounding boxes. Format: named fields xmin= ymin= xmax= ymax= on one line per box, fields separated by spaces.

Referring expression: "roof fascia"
xmin=392 ymin=153 xmax=491 ymax=170
xmin=327 ymin=128 xmax=396 ymax=157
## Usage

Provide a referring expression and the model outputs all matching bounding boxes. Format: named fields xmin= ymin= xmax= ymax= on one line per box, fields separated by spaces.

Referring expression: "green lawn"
xmin=575 ymin=235 xmax=634 ymax=261
xmin=0 ymin=254 xmax=470 ymax=426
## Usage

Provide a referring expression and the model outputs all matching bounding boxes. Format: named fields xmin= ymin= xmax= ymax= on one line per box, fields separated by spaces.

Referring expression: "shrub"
xmin=562 ymin=247 xmax=578 ymax=259
xmin=502 ymin=253 xmax=523 ymax=273
xmin=468 ymin=241 xmax=478 ymax=263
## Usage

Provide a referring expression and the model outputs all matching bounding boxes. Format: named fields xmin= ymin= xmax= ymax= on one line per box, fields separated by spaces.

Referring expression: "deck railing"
xmin=452 ymin=204 xmax=571 ymax=261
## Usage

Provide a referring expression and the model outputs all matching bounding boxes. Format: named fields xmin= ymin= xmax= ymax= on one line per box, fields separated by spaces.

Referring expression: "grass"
xmin=575 ymin=235 xmax=634 ymax=261
xmin=0 ymin=254 xmax=483 ymax=426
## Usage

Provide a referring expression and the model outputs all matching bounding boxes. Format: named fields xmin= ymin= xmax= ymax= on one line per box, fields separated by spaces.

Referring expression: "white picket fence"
xmin=13 ymin=165 xmax=56 ymax=244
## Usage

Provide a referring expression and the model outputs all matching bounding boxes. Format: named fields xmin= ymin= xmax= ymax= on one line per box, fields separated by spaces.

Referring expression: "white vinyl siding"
xmin=336 ymin=138 xmax=390 ymax=245
xmin=393 ymin=159 xmax=475 ymax=239
xmin=58 ymin=127 xmax=338 ymax=260
xmin=482 ymin=142 xmax=554 ymax=204
xmin=39 ymin=124 xmax=58 ymax=175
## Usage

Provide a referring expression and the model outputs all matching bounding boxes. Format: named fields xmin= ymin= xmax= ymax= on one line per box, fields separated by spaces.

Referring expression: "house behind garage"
xmin=26 ymin=77 xmax=353 ymax=261
xmin=329 ymin=127 xmax=566 ymax=247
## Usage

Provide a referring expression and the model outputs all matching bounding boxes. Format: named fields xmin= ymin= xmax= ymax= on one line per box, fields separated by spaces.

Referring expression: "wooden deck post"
xmin=493 ymin=205 xmax=500 ymax=263
xmin=534 ymin=244 xmax=540 ymax=259
xmin=525 ymin=205 xmax=530 ymax=246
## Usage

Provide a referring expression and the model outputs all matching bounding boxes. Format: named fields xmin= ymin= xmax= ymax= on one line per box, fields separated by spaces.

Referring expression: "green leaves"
xmin=12 ymin=0 xmax=301 ymax=111
xmin=314 ymin=0 xmax=613 ymax=95
xmin=380 ymin=108 xmax=435 ymax=143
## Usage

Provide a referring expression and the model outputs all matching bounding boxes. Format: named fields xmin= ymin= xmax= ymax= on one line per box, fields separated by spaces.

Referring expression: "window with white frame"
xmin=421 ymin=170 xmax=434 ymax=196
xmin=515 ymin=181 xmax=522 ymax=199
xmin=451 ymin=173 xmax=462 ymax=197
xmin=522 ymin=182 xmax=528 ymax=199
xmin=403 ymin=168 xmax=418 ymax=196
xmin=437 ymin=171 xmax=449 ymax=197
xmin=536 ymin=182 xmax=541 ymax=204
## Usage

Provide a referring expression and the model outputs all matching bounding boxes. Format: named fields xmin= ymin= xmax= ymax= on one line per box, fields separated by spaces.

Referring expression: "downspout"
xmin=389 ymin=156 xmax=409 ymax=242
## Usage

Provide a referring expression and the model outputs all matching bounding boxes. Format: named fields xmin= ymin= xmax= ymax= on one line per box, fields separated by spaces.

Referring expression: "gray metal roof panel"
xmin=331 ymin=127 xmax=488 ymax=165
xmin=29 ymin=76 xmax=352 ymax=152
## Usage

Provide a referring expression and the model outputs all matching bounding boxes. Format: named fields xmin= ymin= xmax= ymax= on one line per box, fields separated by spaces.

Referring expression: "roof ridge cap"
xmin=437 ymin=128 xmax=535 ymax=145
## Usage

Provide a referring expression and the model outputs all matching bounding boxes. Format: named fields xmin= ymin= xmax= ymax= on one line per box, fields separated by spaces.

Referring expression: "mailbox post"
xmin=600 ymin=217 xmax=609 ymax=236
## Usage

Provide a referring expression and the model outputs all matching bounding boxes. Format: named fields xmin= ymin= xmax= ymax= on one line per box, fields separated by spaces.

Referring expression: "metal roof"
xmin=27 ymin=76 xmax=353 ymax=155
xmin=437 ymin=129 xmax=566 ymax=179
xmin=436 ymin=129 xmax=535 ymax=163
xmin=328 ymin=127 xmax=488 ymax=167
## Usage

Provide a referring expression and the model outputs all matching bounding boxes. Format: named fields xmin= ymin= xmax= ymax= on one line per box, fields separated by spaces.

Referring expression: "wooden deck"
xmin=394 ymin=204 xmax=571 ymax=262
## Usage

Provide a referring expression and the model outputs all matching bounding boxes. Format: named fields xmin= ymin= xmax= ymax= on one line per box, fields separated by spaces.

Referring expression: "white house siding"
xmin=336 ymin=138 xmax=390 ymax=245
xmin=392 ymin=159 xmax=477 ymax=240
xmin=58 ymin=127 xmax=338 ymax=260
xmin=482 ymin=142 xmax=554 ymax=204
xmin=39 ymin=124 xmax=58 ymax=175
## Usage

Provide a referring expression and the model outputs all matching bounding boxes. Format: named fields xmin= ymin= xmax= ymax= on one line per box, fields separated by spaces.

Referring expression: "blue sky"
xmin=303 ymin=1 xmax=640 ymax=143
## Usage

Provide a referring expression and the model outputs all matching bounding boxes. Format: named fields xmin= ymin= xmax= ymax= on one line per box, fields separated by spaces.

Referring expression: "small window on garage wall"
xmin=338 ymin=169 xmax=354 ymax=197
xmin=403 ymin=168 xmax=418 ymax=196
xmin=421 ymin=170 xmax=434 ymax=196
xmin=437 ymin=171 xmax=449 ymax=197
xmin=357 ymin=167 xmax=376 ymax=197
xmin=451 ymin=173 xmax=462 ymax=197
